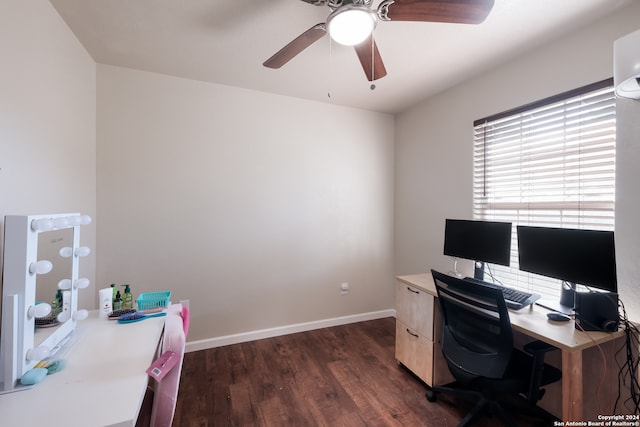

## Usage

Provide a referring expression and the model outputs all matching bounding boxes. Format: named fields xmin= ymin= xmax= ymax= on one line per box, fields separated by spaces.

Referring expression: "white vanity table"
xmin=1 ymin=213 xmax=178 ymax=425
xmin=0 ymin=311 xmax=165 ymax=427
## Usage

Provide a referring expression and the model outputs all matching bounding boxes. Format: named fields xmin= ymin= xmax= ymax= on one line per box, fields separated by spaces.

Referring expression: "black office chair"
xmin=428 ymin=270 xmax=562 ymax=427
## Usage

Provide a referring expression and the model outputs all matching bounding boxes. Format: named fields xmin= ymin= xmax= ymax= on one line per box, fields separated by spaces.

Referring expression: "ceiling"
xmin=50 ymin=0 xmax=631 ymax=114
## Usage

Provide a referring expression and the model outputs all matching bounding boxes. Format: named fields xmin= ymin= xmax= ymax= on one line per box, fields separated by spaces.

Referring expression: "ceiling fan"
xmin=263 ymin=0 xmax=495 ymax=82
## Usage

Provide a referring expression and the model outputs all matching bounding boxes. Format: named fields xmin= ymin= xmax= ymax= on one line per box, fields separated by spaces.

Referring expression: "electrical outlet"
xmin=340 ymin=282 xmax=349 ymax=295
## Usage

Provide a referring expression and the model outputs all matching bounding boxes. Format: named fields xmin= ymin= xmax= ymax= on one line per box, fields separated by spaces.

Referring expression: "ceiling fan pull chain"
xmin=328 ymin=37 xmax=332 ymax=98
xmin=370 ymin=29 xmax=376 ymax=91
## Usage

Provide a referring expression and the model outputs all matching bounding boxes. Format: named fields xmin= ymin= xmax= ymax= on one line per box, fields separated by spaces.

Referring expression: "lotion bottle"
xmin=122 ymin=284 xmax=133 ymax=309
xmin=113 ymin=291 xmax=122 ymax=310
xmin=51 ymin=290 xmax=63 ymax=316
xmin=62 ymin=290 xmax=71 ymax=318
xmin=99 ymin=287 xmax=113 ymax=319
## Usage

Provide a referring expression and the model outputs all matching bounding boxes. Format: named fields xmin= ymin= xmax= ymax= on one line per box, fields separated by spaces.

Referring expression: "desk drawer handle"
xmin=407 ymin=287 xmax=420 ymax=295
xmin=406 ymin=328 xmax=419 ymax=338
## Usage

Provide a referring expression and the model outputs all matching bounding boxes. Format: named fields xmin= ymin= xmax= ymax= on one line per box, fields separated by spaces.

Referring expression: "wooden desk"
xmin=0 ymin=311 xmax=165 ymax=427
xmin=397 ymin=273 xmax=624 ymax=422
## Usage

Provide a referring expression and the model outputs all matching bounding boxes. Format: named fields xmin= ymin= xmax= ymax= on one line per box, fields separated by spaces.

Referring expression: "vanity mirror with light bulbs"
xmin=0 ymin=213 xmax=92 ymax=393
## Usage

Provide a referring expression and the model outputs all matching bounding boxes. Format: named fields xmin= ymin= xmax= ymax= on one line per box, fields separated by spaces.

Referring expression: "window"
xmin=473 ymin=79 xmax=616 ymax=300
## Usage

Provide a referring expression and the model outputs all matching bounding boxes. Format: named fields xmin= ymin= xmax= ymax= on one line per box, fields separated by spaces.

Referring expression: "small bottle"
xmin=122 ymin=284 xmax=133 ymax=309
xmin=55 ymin=290 xmax=64 ymax=316
xmin=62 ymin=290 xmax=71 ymax=316
xmin=98 ymin=287 xmax=113 ymax=319
xmin=111 ymin=284 xmax=117 ymax=304
xmin=113 ymin=291 xmax=122 ymax=310
xmin=51 ymin=290 xmax=61 ymax=316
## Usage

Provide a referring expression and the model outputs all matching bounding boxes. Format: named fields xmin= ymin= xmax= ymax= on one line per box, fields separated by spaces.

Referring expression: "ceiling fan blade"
xmin=353 ymin=36 xmax=387 ymax=81
xmin=263 ymin=24 xmax=326 ymax=69
xmin=298 ymin=0 xmax=329 ymax=5
xmin=379 ymin=0 xmax=495 ymax=24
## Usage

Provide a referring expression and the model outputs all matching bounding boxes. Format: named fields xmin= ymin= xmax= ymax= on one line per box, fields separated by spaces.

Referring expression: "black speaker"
xmin=574 ymin=291 xmax=619 ymax=332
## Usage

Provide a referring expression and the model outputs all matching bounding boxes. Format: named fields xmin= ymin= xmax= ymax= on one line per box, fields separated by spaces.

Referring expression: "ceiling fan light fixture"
xmin=327 ymin=5 xmax=376 ymax=46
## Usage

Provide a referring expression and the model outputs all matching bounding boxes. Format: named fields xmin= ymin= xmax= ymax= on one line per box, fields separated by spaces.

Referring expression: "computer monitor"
xmin=443 ymin=219 xmax=512 ymax=280
xmin=516 ymin=225 xmax=617 ymax=309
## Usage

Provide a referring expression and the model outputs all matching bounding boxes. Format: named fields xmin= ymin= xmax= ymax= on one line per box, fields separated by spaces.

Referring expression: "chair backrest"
xmin=431 ymin=269 xmax=513 ymax=382
xmin=150 ymin=303 xmax=188 ymax=427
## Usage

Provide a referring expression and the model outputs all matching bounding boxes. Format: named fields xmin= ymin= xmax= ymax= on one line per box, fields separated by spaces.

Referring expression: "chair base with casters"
xmin=429 ymin=270 xmax=562 ymax=427
xmin=426 ymin=340 xmax=561 ymax=427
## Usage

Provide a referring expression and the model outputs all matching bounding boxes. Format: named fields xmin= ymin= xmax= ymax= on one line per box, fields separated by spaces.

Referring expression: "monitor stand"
xmin=535 ymin=282 xmax=576 ymax=314
xmin=473 ymin=261 xmax=485 ymax=281
xmin=448 ymin=258 xmax=463 ymax=278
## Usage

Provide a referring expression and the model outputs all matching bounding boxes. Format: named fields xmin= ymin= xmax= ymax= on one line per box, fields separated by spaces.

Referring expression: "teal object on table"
xmin=20 ymin=368 xmax=48 ymax=385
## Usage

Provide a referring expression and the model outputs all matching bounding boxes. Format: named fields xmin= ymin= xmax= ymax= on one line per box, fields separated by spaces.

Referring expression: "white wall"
xmin=395 ymin=2 xmax=640 ymax=319
xmin=96 ymin=65 xmax=395 ymax=343
xmin=0 ymin=0 xmax=97 ymax=309
xmin=615 ymin=94 xmax=640 ymax=320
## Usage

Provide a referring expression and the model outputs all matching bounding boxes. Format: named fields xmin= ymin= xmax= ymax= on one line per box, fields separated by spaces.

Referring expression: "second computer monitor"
xmin=516 ymin=225 xmax=617 ymax=294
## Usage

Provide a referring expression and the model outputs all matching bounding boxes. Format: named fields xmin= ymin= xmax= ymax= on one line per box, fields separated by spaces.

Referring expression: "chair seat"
xmin=461 ymin=348 xmax=561 ymax=396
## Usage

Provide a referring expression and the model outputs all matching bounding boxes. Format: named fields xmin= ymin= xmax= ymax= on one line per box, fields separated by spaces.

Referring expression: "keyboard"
xmin=464 ymin=277 xmax=541 ymax=310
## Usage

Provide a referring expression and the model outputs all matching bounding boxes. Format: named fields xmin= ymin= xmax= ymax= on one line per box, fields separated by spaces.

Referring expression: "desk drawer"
xmin=395 ymin=281 xmax=434 ymax=340
xmin=395 ymin=319 xmax=434 ymax=385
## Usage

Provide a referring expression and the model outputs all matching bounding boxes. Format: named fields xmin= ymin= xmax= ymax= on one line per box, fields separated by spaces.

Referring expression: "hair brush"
xmin=108 ymin=308 xmax=137 ymax=320
xmin=117 ymin=311 xmax=166 ymax=324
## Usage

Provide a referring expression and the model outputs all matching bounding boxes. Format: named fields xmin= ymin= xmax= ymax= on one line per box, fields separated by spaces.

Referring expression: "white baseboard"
xmin=185 ymin=309 xmax=396 ymax=353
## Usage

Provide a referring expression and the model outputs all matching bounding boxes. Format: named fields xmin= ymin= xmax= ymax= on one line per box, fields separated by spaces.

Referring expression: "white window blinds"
xmin=472 ymin=79 xmax=616 ymax=299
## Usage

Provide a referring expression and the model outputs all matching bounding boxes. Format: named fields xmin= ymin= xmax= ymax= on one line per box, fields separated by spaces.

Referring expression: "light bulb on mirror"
xmin=26 ymin=346 xmax=50 ymax=362
xmin=27 ymin=303 xmax=52 ymax=319
xmin=59 ymin=246 xmax=73 ymax=257
xmin=53 ymin=217 xmax=70 ymax=229
xmin=57 ymin=311 xmax=70 ymax=323
xmin=79 ymin=215 xmax=92 ymax=225
xmin=73 ymin=309 xmax=89 ymax=321
xmin=31 ymin=218 xmax=54 ymax=232
xmin=75 ymin=246 xmax=91 ymax=257
xmin=58 ymin=279 xmax=72 ymax=290
xmin=29 ymin=260 xmax=53 ymax=275
xmin=73 ymin=278 xmax=90 ymax=290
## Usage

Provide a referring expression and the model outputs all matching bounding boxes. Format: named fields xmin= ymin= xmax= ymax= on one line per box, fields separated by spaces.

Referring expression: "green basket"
xmin=136 ymin=291 xmax=171 ymax=310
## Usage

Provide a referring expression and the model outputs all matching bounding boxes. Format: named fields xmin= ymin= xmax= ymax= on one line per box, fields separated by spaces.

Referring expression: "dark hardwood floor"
xmin=172 ymin=317 xmax=540 ymax=426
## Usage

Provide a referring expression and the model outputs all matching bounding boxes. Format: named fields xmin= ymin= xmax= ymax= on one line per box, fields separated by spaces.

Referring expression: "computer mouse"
xmin=546 ymin=312 xmax=571 ymax=322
